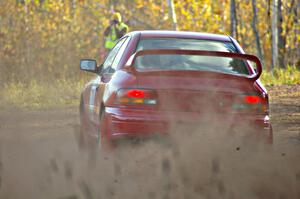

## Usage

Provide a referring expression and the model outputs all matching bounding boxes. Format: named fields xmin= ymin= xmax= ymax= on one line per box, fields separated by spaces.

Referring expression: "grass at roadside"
xmin=0 ymin=66 xmax=299 ymax=110
xmin=0 ymin=79 xmax=85 ymax=110
xmin=261 ymin=65 xmax=300 ymax=86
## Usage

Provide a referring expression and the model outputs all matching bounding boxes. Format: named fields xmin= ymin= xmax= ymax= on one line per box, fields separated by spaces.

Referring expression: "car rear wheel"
xmin=78 ymin=96 xmax=99 ymax=150
xmin=78 ymin=96 xmax=86 ymax=149
xmin=98 ymin=109 xmax=114 ymax=151
xmin=79 ymin=120 xmax=102 ymax=150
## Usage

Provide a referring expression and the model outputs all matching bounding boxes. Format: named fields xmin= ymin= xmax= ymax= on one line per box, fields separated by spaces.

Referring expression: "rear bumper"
xmin=103 ymin=107 xmax=272 ymax=142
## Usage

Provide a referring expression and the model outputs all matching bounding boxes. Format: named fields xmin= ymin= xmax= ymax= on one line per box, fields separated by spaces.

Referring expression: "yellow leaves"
xmin=0 ymin=0 xmax=298 ymax=84
xmin=174 ymin=0 xmax=227 ymax=33
xmin=136 ymin=0 xmax=144 ymax=9
xmin=152 ymin=4 xmax=162 ymax=12
xmin=239 ymin=26 xmax=247 ymax=35
xmin=62 ymin=15 xmax=72 ymax=23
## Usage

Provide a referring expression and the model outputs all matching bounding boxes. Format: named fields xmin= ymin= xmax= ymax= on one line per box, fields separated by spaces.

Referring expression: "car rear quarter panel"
xmin=103 ymin=70 xmax=138 ymax=107
xmin=230 ymin=36 xmax=268 ymax=95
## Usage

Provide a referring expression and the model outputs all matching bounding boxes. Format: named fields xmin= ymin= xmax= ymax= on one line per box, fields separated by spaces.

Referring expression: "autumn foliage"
xmin=0 ymin=0 xmax=299 ymax=84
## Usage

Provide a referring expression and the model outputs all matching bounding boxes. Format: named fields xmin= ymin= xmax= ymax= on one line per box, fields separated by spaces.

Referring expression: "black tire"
xmin=98 ymin=107 xmax=114 ymax=150
xmin=78 ymin=95 xmax=98 ymax=149
xmin=96 ymin=109 xmax=105 ymax=148
xmin=78 ymin=95 xmax=88 ymax=149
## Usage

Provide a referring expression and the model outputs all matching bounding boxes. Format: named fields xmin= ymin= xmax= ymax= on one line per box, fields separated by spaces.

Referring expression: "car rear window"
xmin=135 ymin=38 xmax=250 ymax=75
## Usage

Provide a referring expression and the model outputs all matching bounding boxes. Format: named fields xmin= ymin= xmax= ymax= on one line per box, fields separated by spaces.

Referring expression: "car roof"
xmin=127 ymin=30 xmax=232 ymax=42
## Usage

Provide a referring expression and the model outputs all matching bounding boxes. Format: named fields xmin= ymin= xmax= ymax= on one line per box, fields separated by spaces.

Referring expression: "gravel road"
xmin=0 ymin=85 xmax=299 ymax=199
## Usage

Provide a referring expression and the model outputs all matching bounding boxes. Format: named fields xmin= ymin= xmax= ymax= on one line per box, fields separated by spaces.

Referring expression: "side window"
xmin=111 ymin=37 xmax=131 ymax=70
xmin=102 ymin=37 xmax=126 ymax=73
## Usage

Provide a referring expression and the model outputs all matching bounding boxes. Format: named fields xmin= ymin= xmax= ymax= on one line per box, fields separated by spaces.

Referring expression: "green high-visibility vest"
xmin=104 ymin=22 xmax=128 ymax=49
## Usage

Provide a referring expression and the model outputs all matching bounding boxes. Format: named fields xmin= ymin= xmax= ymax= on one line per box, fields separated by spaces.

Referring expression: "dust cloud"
xmin=0 ymin=85 xmax=300 ymax=199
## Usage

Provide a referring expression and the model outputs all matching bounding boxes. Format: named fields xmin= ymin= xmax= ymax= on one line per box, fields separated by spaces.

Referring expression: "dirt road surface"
xmin=0 ymin=85 xmax=299 ymax=199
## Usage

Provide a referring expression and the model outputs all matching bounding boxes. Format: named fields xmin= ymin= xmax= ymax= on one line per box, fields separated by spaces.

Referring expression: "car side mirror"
xmin=80 ymin=59 xmax=97 ymax=73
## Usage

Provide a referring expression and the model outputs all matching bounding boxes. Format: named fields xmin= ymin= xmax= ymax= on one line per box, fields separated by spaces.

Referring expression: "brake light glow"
xmin=126 ymin=90 xmax=145 ymax=98
xmin=245 ymin=96 xmax=262 ymax=104
xmin=117 ymin=89 xmax=157 ymax=105
xmin=232 ymin=94 xmax=268 ymax=113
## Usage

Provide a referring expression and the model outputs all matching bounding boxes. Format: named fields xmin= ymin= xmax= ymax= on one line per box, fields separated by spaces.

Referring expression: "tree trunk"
xmin=271 ymin=0 xmax=278 ymax=69
xmin=167 ymin=0 xmax=178 ymax=30
xmin=292 ymin=1 xmax=299 ymax=68
xmin=280 ymin=0 xmax=296 ymax=67
xmin=109 ymin=0 xmax=117 ymax=10
xmin=277 ymin=0 xmax=285 ymax=68
xmin=266 ymin=0 xmax=271 ymax=71
xmin=230 ymin=0 xmax=238 ymax=39
xmin=251 ymin=0 xmax=264 ymax=64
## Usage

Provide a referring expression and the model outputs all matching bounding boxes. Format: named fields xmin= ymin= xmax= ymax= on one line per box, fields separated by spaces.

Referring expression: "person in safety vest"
xmin=103 ymin=12 xmax=129 ymax=51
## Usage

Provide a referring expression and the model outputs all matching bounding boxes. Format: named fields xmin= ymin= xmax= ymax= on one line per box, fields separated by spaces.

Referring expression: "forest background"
xmin=0 ymin=0 xmax=299 ymax=108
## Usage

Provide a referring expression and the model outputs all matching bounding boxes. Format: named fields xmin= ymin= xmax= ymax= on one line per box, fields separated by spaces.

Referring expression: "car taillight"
xmin=116 ymin=89 xmax=157 ymax=105
xmin=244 ymin=96 xmax=262 ymax=104
xmin=232 ymin=94 xmax=268 ymax=114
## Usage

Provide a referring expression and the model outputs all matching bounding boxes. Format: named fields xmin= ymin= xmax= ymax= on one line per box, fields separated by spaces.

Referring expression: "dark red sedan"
xmin=79 ymin=31 xmax=272 ymax=148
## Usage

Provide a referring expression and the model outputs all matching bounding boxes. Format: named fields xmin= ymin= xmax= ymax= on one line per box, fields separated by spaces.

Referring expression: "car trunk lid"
xmin=135 ymin=71 xmax=258 ymax=113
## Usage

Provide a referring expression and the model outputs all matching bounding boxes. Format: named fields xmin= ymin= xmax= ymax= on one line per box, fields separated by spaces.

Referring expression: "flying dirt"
xmin=0 ymin=85 xmax=299 ymax=199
